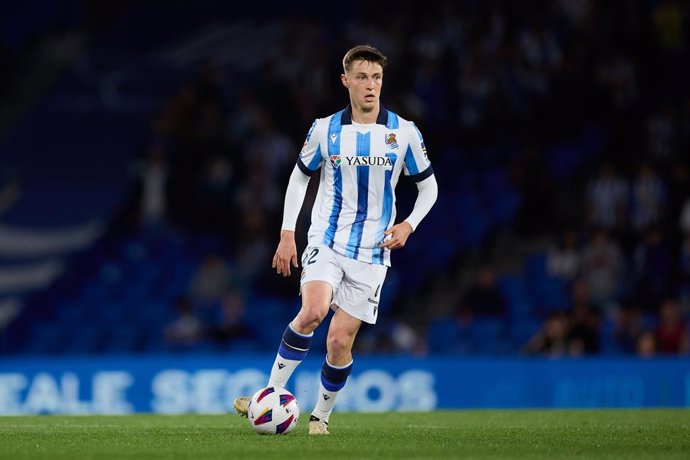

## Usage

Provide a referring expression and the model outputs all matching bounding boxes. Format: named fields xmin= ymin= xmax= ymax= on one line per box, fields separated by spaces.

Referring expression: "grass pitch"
xmin=0 ymin=409 xmax=688 ymax=459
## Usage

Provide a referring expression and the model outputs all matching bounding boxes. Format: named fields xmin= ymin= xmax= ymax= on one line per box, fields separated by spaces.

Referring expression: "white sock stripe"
xmin=281 ymin=339 xmax=309 ymax=352
xmin=288 ymin=322 xmax=314 ymax=337
xmin=325 ymin=357 xmax=353 ymax=369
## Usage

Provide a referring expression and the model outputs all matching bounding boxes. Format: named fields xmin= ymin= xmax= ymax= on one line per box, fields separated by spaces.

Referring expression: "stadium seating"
xmin=5 ymin=1 xmax=682 ymax=360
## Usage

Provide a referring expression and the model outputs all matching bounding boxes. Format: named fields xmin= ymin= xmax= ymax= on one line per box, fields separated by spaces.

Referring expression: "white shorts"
xmin=300 ymin=244 xmax=387 ymax=324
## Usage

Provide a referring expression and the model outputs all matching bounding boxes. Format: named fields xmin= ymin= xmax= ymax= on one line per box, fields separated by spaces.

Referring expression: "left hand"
xmin=378 ymin=221 xmax=413 ymax=250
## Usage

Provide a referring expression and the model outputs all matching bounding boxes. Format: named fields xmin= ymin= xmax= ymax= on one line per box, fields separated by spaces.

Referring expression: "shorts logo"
xmin=385 ymin=133 xmax=399 ymax=149
xmin=330 ymin=155 xmax=341 ymax=168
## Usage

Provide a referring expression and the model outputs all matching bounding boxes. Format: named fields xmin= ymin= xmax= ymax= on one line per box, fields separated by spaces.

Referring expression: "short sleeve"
xmin=403 ymin=123 xmax=433 ymax=182
xmin=297 ymin=120 xmax=323 ymax=175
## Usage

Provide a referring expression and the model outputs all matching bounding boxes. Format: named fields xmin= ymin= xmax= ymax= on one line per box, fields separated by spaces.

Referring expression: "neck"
xmin=350 ymin=102 xmax=379 ymax=124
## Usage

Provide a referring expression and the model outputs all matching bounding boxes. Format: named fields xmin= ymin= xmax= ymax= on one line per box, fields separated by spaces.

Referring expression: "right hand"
xmin=272 ymin=230 xmax=298 ymax=277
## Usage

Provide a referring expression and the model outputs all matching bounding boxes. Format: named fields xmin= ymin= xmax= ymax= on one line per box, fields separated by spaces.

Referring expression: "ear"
xmin=341 ymin=74 xmax=349 ymax=88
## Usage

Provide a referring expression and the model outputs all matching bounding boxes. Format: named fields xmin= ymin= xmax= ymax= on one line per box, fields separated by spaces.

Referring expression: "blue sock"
xmin=312 ymin=358 xmax=353 ymax=422
xmin=267 ymin=323 xmax=313 ymax=388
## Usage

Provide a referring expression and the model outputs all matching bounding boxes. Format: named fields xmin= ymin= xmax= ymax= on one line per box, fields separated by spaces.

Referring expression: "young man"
xmin=234 ymin=45 xmax=438 ymax=435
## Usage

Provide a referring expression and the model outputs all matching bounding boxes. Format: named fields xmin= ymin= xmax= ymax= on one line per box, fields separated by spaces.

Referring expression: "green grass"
xmin=0 ymin=410 xmax=688 ymax=459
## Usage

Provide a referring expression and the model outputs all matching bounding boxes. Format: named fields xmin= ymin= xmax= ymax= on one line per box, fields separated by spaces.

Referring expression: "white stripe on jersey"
xmin=297 ymin=105 xmax=433 ymax=267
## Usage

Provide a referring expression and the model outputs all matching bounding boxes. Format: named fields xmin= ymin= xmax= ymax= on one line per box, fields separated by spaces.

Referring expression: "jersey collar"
xmin=341 ymin=103 xmax=388 ymax=125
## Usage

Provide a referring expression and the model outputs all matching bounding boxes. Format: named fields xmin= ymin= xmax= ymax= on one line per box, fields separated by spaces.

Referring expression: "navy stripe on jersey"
xmin=345 ymin=132 xmax=371 ymax=259
xmin=324 ymin=112 xmax=344 ymax=248
xmin=297 ymin=139 xmax=322 ymax=175
xmin=297 ymin=159 xmax=311 ymax=175
xmin=341 ymin=104 xmax=389 ymax=125
xmin=409 ymin=165 xmax=434 ymax=183
xmin=373 ymin=152 xmax=397 ymax=264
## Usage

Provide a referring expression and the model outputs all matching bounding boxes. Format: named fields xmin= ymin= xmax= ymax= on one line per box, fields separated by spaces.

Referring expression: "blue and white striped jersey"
xmin=297 ymin=105 xmax=433 ymax=266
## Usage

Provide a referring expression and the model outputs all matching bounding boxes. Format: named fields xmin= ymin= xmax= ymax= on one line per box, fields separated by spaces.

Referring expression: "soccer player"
xmin=234 ymin=45 xmax=438 ymax=435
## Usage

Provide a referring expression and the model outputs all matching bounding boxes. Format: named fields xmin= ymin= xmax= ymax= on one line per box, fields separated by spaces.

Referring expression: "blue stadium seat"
xmin=427 ymin=317 xmax=467 ymax=354
xmin=510 ymin=318 xmax=542 ymax=350
xmin=599 ymin=318 xmax=623 ymax=355
xmin=532 ymin=277 xmax=569 ymax=312
xmin=498 ymin=275 xmax=527 ymax=299
xmin=469 ymin=318 xmax=509 ymax=355
xmin=488 ymin=190 xmax=521 ymax=224
xmin=63 ymin=325 xmax=105 ymax=354
xmin=23 ymin=323 xmax=65 ymax=354
xmin=525 ymin=253 xmax=548 ymax=281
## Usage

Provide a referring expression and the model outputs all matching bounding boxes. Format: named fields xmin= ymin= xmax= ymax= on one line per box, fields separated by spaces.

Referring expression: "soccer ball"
xmin=248 ymin=386 xmax=299 ymax=435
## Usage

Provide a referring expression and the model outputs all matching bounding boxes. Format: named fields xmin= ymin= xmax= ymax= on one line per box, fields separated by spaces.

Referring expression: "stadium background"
xmin=0 ymin=0 xmax=689 ymax=413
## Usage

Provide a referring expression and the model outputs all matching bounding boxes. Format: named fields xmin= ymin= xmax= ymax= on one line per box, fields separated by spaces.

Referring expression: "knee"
xmin=293 ymin=304 xmax=328 ymax=332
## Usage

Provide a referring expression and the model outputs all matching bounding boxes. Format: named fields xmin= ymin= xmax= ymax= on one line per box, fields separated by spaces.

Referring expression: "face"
xmin=341 ymin=60 xmax=383 ymax=113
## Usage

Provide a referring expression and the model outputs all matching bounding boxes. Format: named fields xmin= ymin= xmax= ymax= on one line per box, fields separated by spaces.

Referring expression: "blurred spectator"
xmin=187 ymin=254 xmax=235 ymax=306
xmin=138 ymin=146 xmax=169 ymax=230
xmin=455 ymin=263 xmax=507 ymax=317
xmin=206 ymin=289 xmax=254 ymax=343
xmin=390 ymin=321 xmax=426 ymax=355
xmin=654 ymin=298 xmax=690 ymax=355
xmin=652 ymin=0 xmax=685 ymax=51
xmin=242 ymin=111 xmax=295 ymax=184
xmin=680 ymin=197 xmax=690 ymax=235
xmin=579 ymin=228 xmax=626 ymax=310
xmin=235 ymin=206 xmax=272 ymax=282
xmin=586 ymin=163 xmax=628 ymax=232
xmin=652 ymin=0 xmax=688 ymax=101
xmin=614 ymin=301 xmax=646 ymax=354
xmin=522 ymin=311 xmax=569 ymax=358
xmin=594 ymin=49 xmax=638 ymax=111
xmin=636 ymin=330 xmax=656 ymax=358
xmin=236 ymin=168 xmax=281 ymax=222
xmin=680 ymin=233 xmax=690 ymax=307
xmin=193 ymin=154 xmax=236 ymax=232
xmin=364 ymin=320 xmax=426 ymax=356
xmin=632 ymin=226 xmax=671 ymax=311
xmin=164 ymin=296 xmax=203 ymax=345
xmin=546 ymin=228 xmax=580 ymax=282
xmin=667 ymin=162 xmax=690 ymax=234
xmin=630 ymin=163 xmax=666 ymax=233
xmin=115 ymin=144 xmax=171 ymax=233
xmin=566 ymin=280 xmax=601 ymax=355
xmin=512 ymin=143 xmax=557 ymax=236
xmin=646 ymin=107 xmax=678 ymax=163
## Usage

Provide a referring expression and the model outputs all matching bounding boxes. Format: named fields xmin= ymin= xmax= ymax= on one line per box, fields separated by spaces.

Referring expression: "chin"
xmin=362 ymin=101 xmax=377 ymax=112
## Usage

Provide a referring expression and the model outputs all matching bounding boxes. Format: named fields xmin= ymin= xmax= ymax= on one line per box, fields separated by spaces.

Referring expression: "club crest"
xmin=385 ymin=133 xmax=399 ymax=149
